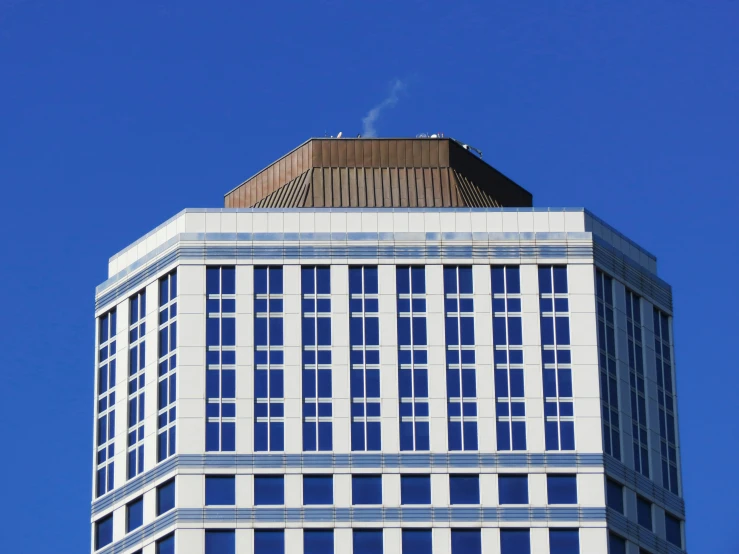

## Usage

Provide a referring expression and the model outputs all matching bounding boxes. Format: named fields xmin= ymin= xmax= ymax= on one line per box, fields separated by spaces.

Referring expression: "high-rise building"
xmin=91 ymin=138 xmax=686 ymax=554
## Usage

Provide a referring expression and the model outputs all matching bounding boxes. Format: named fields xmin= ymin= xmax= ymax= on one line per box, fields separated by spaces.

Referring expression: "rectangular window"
xmin=547 ymin=474 xmax=577 ymax=504
xmin=156 ymin=478 xmax=175 ymax=515
xmin=500 ymin=529 xmax=530 ymax=554
xmin=498 ymin=474 xmax=528 ymax=504
xmin=126 ymin=496 xmax=144 ymax=532
xmin=637 ymin=496 xmax=652 ymax=531
xmin=444 ymin=266 xmax=478 ymax=451
xmin=255 ymin=530 xmax=284 ymax=554
xmin=397 ymin=266 xmax=430 ymax=451
xmin=654 ymin=308 xmax=679 ymax=494
xmin=206 ymin=267 xmax=236 ymax=452
xmin=665 ymin=513 xmax=682 ymax=547
xmin=596 ymin=270 xmax=620 ymax=460
xmin=205 ymin=475 xmax=235 ymax=506
xmin=492 ymin=266 xmax=526 ymax=450
xmin=626 ymin=290 xmax=649 ymax=477
xmin=451 ymin=529 xmax=481 ymax=554
xmin=304 ymin=530 xmax=334 ymax=554
xmin=302 ymin=266 xmax=333 ymax=451
xmin=352 ymin=475 xmax=382 ymax=505
xmin=539 ymin=266 xmax=574 ymax=451
xmin=96 ymin=309 xmax=117 ymax=497
xmin=254 ymin=267 xmax=284 ymax=452
xmin=254 ymin=475 xmax=284 ymax=505
xmin=608 ymin=534 xmax=626 ymax=554
xmin=350 ymin=266 xmax=381 ymax=451
xmin=403 ymin=529 xmax=432 ymax=554
xmin=156 ymin=533 xmax=175 ymax=554
xmin=401 ymin=475 xmax=431 ymax=505
xmin=95 ymin=513 xmax=113 ymax=550
xmin=354 ymin=530 xmax=383 ymax=554
xmin=205 ymin=530 xmax=235 ymax=554
xmin=128 ymin=289 xmax=146 ymax=479
xmin=449 ymin=474 xmax=479 ymax=505
xmin=606 ymin=479 xmax=624 ymax=513
xmin=157 ymin=271 xmax=178 ymax=462
xmin=549 ymin=529 xmax=579 ymax=554
xmin=303 ymin=475 xmax=333 ymax=505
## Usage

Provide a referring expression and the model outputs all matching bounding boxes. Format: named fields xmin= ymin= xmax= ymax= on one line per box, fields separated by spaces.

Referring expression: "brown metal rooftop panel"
xmin=224 ymin=138 xmax=532 ymax=208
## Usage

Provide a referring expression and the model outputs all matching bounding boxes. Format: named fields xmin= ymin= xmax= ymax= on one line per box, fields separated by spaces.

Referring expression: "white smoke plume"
xmin=361 ymin=79 xmax=406 ymax=138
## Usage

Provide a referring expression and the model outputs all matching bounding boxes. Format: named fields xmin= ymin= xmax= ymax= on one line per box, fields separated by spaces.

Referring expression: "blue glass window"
xmin=654 ymin=308 xmax=679 ymax=494
xmin=206 ymin=267 xmax=237 ymax=452
xmin=254 ymin=475 xmax=284 ymax=505
xmin=492 ymin=266 xmax=526 ymax=451
xmin=303 ymin=475 xmax=333 ymax=505
xmin=665 ymin=513 xmax=682 ymax=547
xmin=606 ymin=479 xmax=623 ymax=513
xmin=352 ymin=475 xmax=382 ymax=505
xmin=302 ymin=267 xmax=333 ymax=452
xmin=449 ymin=474 xmax=479 ymax=505
xmin=445 ymin=266 xmax=478 ymax=451
xmin=637 ymin=497 xmax=652 ymax=530
xmin=500 ymin=529 xmax=530 ymax=554
xmin=206 ymin=530 xmax=235 ymax=554
xmin=608 ymin=534 xmax=625 ymax=554
xmin=156 ymin=478 xmax=175 ymax=515
xmin=451 ymin=529 xmax=481 ymax=554
xmin=354 ymin=530 xmax=383 ymax=554
xmin=157 ymin=271 xmax=178 ymax=462
xmin=206 ymin=475 xmax=235 ymax=505
xmin=95 ymin=513 xmax=113 ymax=549
xmin=255 ymin=530 xmax=284 ymax=554
xmin=498 ymin=474 xmax=528 ymax=504
xmin=403 ymin=529 xmax=432 ymax=554
xmin=126 ymin=496 xmax=143 ymax=532
xmin=539 ymin=266 xmax=575 ymax=451
xmin=596 ymin=271 xmax=620 ymax=461
xmin=626 ymin=290 xmax=649 ymax=477
xmin=549 ymin=529 xmax=579 ymax=554
xmin=254 ymin=267 xmax=284 ymax=452
xmin=156 ymin=533 xmax=175 ymax=554
xmin=401 ymin=475 xmax=431 ymax=505
xmin=350 ymin=267 xmax=381 ymax=451
xmin=304 ymin=530 xmax=334 ymax=554
xmin=547 ymin=474 xmax=577 ymax=504
xmin=96 ymin=308 xmax=117 ymax=497
xmin=397 ymin=266 xmax=430 ymax=452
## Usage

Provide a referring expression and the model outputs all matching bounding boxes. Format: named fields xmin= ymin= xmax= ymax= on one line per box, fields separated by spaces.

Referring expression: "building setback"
xmin=91 ymin=138 xmax=686 ymax=554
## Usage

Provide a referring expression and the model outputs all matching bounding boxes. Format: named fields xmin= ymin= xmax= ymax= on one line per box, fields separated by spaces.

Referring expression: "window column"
xmin=492 ymin=266 xmax=526 ymax=451
xmin=206 ymin=266 xmax=236 ymax=452
xmin=538 ymin=266 xmax=574 ymax=451
xmin=96 ymin=309 xmax=117 ymax=497
xmin=397 ymin=266 xmax=429 ymax=451
xmin=444 ymin=266 xmax=477 ymax=451
xmin=254 ymin=266 xmax=284 ymax=451
xmin=302 ymin=266 xmax=333 ymax=451
xmin=626 ymin=290 xmax=649 ymax=477
xmin=128 ymin=290 xmax=146 ymax=479
xmin=157 ymin=271 xmax=177 ymax=462
xmin=654 ymin=308 xmax=679 ymax=494
xmin=596 ymin=270 xmax=620 ymax=460
xmin=349 ymin=266 xmax=381 ymax=451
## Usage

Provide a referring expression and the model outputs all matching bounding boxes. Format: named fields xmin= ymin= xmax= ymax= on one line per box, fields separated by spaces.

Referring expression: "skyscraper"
xmin=91 ymin=138 xmax=686 ymax=554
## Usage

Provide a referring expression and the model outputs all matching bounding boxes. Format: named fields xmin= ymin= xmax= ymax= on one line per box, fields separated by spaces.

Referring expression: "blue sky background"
xmin=1 ymin=1 xmax=737 ymax=551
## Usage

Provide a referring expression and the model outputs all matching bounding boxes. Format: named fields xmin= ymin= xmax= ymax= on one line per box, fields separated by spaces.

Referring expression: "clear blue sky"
xmin=1 ymin=1 xmax=736 ymax=551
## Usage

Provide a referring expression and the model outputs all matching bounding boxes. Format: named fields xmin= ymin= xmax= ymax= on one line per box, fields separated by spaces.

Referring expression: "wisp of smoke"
xmin=362 ymin=79 xmax=406 ymax=138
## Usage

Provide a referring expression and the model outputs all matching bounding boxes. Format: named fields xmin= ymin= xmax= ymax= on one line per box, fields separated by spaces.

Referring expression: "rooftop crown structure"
xmin=91 ymin=137 xmax=686 ymax=554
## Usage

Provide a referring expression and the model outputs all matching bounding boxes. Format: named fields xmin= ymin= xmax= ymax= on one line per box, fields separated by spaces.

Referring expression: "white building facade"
xmin=91 ymin=206 xmax=686 ymax=554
